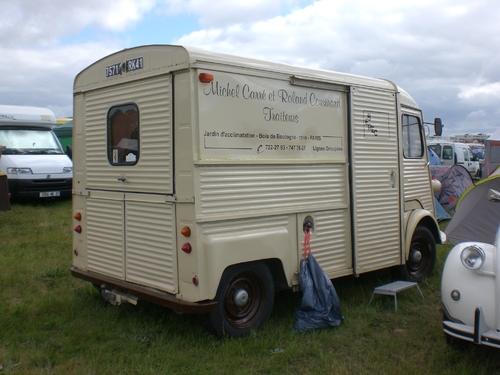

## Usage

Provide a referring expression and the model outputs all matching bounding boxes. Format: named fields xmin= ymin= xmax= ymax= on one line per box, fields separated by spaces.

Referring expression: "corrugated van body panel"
xmin=403 ymin=159 xmax=434 ymax=212
xmin=350 ymin=87 xmax=401 ymax=273
xmin=305 ymin=209 xmax=352 ymax=276
xmin=125 ymin=201 xmax=177 ymax=293
xmin=87 ymin=198 xmax=124 ymax=278
xmin=195 ymin=164 xmax=348 ymax=221
xmin=84 ymin=75 xmax=173 ymax=194
xmin=199 ymin=214 xmax=297 ymax=291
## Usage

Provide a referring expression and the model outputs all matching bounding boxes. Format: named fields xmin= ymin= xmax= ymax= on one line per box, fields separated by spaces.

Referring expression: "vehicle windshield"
xmin=471 ymin=149 xmax=484 ymax=159
xmin=0 ymin=128 xmax=64 ymax=154
xmin=428 ymin=144 xmax=441 ymax=155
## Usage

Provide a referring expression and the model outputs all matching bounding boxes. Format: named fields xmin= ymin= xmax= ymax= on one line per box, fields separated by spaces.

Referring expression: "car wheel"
xmin=398 ymin=226 xmax=436 ymax=282
xmin=205 ymin=262 xmax=274 ymax=338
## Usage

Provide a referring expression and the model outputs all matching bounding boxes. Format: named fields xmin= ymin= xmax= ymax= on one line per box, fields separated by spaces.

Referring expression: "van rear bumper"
xmin=71 ymin=267 xmax=217 ymax=314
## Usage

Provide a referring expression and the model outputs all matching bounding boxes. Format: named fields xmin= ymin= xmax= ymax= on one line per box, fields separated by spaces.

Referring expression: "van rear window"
xmin=107 ymin=104 xmax=139 ymax=165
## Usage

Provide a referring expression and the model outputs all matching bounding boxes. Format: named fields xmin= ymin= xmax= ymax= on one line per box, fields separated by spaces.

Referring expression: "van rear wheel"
xmin=398 ymin=226 xmax=436 ymax=282
xmin=205 ymin=262 xmax=274 ymax=338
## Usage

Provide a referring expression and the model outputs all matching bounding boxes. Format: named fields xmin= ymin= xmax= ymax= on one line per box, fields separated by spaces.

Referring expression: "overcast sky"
xmin=1 ymin=0 xmax=499 ymax=135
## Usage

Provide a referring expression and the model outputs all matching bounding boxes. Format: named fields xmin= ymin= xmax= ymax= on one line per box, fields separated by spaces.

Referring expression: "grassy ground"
xmin=1 ymin=198 xmax=499 ymax=374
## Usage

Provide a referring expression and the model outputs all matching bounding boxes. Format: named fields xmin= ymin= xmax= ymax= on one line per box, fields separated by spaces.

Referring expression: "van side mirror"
xmin=434 ymin=118 xmax=443 ymax=136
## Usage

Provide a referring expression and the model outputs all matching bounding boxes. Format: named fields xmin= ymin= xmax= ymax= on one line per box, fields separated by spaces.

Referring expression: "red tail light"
xmin=182 ymin=243 xmax=192 ymax=254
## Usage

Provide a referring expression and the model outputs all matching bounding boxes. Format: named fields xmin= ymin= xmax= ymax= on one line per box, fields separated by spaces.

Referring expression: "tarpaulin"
xmin=294 ymin=230 xmax=343 ymax=332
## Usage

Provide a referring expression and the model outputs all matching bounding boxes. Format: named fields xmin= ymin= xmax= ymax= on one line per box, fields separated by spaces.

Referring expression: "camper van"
xmin=427 ymin=139 xmax=480 ymax=177
xmin=71 ymin=45 xmax=443 ymax=337
xmin=0 ymin=105 xmax=73 ymax=198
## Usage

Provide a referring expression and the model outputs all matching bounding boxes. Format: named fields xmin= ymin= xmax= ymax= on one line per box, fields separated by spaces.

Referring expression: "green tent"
xmin=444 ymin=174 xmax=500 ymax=245
xmin=53 ymin=120 xmax=73 ymax=150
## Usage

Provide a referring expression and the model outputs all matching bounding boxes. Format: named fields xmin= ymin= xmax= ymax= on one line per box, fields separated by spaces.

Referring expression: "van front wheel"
xmin=205 ymin=262 xmax=274 ymax=338
xmin=399 ymin=226 xmax=436 ymax=282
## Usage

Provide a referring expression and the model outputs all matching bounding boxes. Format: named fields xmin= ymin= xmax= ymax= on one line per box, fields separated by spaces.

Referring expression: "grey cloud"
xmin=1 ymin=0 xmax=500 ymax=136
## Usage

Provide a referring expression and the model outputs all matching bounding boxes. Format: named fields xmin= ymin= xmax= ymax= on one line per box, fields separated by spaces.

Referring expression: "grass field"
xmin=1 ymin=198 xmax=499 ymax=374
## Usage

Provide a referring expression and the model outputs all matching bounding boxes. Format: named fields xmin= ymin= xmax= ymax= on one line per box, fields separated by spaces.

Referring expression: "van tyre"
xmin=205 ymin=262 xmax=274 ymax=338
xmin=398 ymin=226 xmax=436 ymax=282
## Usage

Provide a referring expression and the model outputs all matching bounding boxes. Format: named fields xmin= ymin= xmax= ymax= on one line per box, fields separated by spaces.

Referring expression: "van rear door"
xmin=83 ymin=76 xmax=173 ymax=194
xmin=79 ymin=74 xmax=178 ymax=293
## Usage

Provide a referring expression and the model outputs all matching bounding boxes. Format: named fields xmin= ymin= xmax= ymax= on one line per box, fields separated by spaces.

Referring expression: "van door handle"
xmin=391 ymin=170 xmax=396 ymax=188
xmin=117 ymin=176 xmax=126 ymax=182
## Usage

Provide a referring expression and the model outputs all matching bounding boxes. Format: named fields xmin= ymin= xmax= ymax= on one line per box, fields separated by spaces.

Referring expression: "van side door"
xmin=350 ymin=86 xmax=402 ymax=274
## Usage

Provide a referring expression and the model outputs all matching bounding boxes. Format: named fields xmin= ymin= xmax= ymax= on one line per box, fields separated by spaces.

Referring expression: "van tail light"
xmin=199 ymin=73 xmax=214 ymax=83
xmin=181 ymin=226 xmax=191 ymax=237
xmin=74 ymin=212 xmax=82 ymax=221
xmin=74 ymin=225 xmax=82 ymax=233
xmin=182 ymin=243 xmax=192 ymax=254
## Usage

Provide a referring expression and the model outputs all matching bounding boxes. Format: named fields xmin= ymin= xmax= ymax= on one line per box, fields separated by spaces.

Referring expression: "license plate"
xmin=105 ymin=57 xmax=143 ymax=77
xmin=40 ymin=191 xmax=60 ymax=197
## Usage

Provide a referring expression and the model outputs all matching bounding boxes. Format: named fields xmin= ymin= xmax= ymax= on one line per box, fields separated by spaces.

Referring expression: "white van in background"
xmin=0 ymin=105 xmax=73 ymax=198
xmin=427 ymin=139 xmax=480 ymax=177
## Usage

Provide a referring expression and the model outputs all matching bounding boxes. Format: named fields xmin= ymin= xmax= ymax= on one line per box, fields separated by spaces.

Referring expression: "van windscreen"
xmin=0 ymin=128 xmax=64 ymax=154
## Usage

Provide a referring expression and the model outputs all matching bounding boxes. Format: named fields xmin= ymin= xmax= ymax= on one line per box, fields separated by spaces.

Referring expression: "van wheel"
xmin=399 ymin=226 xmax=436 ymax=282
xmin=205 ymin=262 xmax=274 ymax=338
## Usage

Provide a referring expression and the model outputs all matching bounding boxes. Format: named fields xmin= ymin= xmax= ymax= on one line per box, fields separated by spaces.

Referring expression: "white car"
xmin=441 ymin=189 xmax=500 ymax=348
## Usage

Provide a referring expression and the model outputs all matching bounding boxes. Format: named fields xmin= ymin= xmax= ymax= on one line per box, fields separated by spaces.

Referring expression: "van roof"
xmin=427 ymin=139 xmax=474 ymax=148
xmin=74 ymin=44 xmax=418 ymax=108
xmin=0 ymin=105 xmax=56 ymax=127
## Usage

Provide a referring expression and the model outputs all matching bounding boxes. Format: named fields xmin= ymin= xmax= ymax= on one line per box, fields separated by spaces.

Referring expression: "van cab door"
xmin=461 ymin=146 xmax=479 ymax=176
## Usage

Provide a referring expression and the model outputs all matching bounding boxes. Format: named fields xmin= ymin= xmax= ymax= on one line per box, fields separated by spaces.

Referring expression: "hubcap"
xmin=233 ymin=289 xmax=249 ymax=307
xmin=410 ymin=249 xmax=422 ymax=263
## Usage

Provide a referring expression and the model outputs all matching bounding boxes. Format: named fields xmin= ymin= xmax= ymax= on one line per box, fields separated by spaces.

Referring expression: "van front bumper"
xmin=8 ymin=178 xmax=72 ymax=198
xmin=71 ymin=267 xmax=217 ymax=314
xmin=443 ymin=306 xmax=500 ymax=348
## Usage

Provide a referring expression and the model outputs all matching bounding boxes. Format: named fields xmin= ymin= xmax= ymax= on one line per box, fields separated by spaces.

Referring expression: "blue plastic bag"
xmin=294 ymin=253 xmax=343 ymax=332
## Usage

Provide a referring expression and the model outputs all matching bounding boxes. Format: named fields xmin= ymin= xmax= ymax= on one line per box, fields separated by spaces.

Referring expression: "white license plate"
xmin=40 ymin=191 xmax=61 ymax=197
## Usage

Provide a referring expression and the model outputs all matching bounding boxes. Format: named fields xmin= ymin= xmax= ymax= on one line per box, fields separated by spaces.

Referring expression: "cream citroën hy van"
xmin=71 ymin=45 xmax=443 ymax=337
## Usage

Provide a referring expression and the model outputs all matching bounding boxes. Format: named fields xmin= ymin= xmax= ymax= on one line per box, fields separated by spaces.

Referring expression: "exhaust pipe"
xmin=100 ymin=284 xmax=138 ymax=306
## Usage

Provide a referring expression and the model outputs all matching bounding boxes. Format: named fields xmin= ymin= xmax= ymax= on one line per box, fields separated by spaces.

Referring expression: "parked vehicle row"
xmin=4 ymin=46 xmax=497 ymax=349
xmin=427 ymin=139 xmax=481 ymax=177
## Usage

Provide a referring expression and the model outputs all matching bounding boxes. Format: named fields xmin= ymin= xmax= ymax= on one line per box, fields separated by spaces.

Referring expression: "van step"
xmin=368 ymin=281 xmax=423 ymax=311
